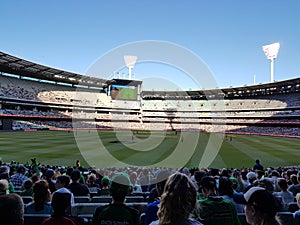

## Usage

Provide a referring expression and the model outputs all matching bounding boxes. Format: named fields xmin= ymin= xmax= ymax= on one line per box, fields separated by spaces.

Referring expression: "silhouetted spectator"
xmin=0 ymin=193 xmax=24 ymax=225
xmin=92 ymin=172 xmax=140 ymax=225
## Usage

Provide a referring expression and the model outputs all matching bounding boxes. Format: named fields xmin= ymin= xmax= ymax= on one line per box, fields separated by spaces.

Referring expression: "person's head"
xmin=51 ymin=191 xmax=72 ymax=216
xmin=247 ymin=172 xmax=257 ymax=183
xmin=218 ymin=176 xmax=233 ymax=197
xmin=0 ymin=193 xmax=24 ymax=225
xmin=277 ymin=178 xmax=288 ymax=191
xmin=70 ymin=169 xmax=81 ymax=182
xmin=55 ymin=175 xmax=70 ymax=189
xmin=33 ymin=180 xmax=51 ymax=211
xmin=157 ymin=172 xmax=197 ymax=224
xmin=23 ymin=179 xmax=33 ymax=191
xmin=110 ymin=172 xmax=131 ymax=202
xmin=45 ymin=169 xmax=55 ymax=180
xmin=0 ymin=179 xmax=9 ymax=195
xmin=234 ymin=187 xmax=280 ymax=225
xmin=200 ymin=176 xmax=217 ymax=197
xmin=16 ymin=164 xmax=26 ymax=175
xmin=256 ymin=159 xmax=260 ymax=164
xmin=155 ymin=169 xmax=172 ymax=196
xmin=296 ymin=193 xmax=300 ymax=208
xmin=101 ymin=176 xmax=110 ymax=188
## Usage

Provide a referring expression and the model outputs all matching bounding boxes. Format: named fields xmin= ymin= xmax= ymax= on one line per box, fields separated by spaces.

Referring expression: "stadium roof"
xmin=0 ymin=51 xmax=113 ymax=87
xmin=142 ymin=77 xmax=300 ymax=99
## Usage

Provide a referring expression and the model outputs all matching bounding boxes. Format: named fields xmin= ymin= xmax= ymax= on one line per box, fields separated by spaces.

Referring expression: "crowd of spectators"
xmin=1 ymin=159 xmax=300 ymax=224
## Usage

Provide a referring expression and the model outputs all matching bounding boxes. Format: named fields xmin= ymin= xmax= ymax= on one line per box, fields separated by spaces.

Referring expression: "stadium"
xmin=0 ymin=50 xmax=300 ymax=169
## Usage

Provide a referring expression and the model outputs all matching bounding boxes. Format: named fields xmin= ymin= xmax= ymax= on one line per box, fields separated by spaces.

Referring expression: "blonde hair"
xmin=296 ymin=193 xmax=300 ymax=208
xmin=157 ymin=172 xmax=197 ymax=224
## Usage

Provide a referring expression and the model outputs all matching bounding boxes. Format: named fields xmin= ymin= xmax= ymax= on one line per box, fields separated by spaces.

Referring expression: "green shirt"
xmin=92 ymin=203 xmax=139 ymax=225
xmin=193 ymin=196 xmax=241 ymax=225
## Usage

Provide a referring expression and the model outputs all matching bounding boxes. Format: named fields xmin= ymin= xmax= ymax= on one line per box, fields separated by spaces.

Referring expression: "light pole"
xmin=262 ymin=43 xmax=280 ymax=82
xmin=124 ymin=55 xmax=137 ymax=80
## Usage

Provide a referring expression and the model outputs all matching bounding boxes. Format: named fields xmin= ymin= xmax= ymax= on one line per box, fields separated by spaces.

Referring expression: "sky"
xmin=1 ymin=0 xmax=299 ymax=90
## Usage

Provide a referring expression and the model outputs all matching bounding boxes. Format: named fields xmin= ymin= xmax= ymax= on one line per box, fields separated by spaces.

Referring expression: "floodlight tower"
xmin=124 ymin=55 xmax=137 ymax=80
xmin=262 ymin=42 xmax=280 ymax=82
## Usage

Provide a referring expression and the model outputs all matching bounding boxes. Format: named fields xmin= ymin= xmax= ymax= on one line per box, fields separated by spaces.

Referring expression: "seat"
xmin=22 ymin=196 xmax=33 ymax=204
xmin=125 ymin=196 xmax=145 ymax=203
xmin=91 ymin=196 xmax=112 ymax=203
xmin=23 ymin=214 xmax=51 ymax=225
xmin=74 ymin=196 xmax=91 ymax=203
xmin=277 ymin=212 xmax=293 ymax=225
xmin=288 ymin=202 xmax=299 ymax=213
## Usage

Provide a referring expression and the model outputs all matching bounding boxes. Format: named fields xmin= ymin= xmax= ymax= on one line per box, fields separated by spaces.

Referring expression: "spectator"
xmin=293 ymin=193 xmax=300 ymax=224
xmin=67 ymin=169 xmax=90 ymax=196
xmin=273 ymin=178 xmax=294 ymax=211
xmin=10 ymin=164 xmax=28 ymax=188
xmin=0 ymin=179 xmax=9 ymax=195
xmin=193 ymin=176 xmax=241 ymax=225
xmin=288 ymin=172 xmax=300 ymax=196
xmin=218 ymin=176 xmax=244 ymax=213
xmin=92 ymin=172 xmax=140 ymax=225
xmin=97 ymin=176 xmax=110 ymax=196
xmin=24 ymin=180 xmax=53 ymax=214
xmin=145 ymin=169 xmax=172 ymax=225
xmin=20 ymin=179 xmax=33 ymax=196
xmin=253 ymin=159 xmax=263 ymax=171
xmin=44 ymin=169 xmax=56 ymax=193
xmin=86 ymin=173 xmax=100 ymax=188
xmin=42 ymin=191 xmax=84 ymax=225
xmin=0 ymin=193 xmax=24 ymax=225
xmin=53 ymin=175 xmax=74 ymax=205
xmin=151 ymin=172 xmax=202 ymax=225
xmin=234 ymin=186 xmax=281 ymax=225
xmin=130 ymin=171 xmax=142 ymax=193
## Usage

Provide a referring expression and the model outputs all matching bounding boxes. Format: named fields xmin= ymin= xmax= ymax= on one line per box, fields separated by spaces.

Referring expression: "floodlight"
xmin=262 ymin=42 xmax=280 ymax=82
xmin=124 ymin=55 xmax=137 ymax=80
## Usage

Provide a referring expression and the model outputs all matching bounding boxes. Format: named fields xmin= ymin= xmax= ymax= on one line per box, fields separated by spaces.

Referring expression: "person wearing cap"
xmin=44 ymin=169 xmax=56 ymax=193
xmin=97 ymin=176 xmax=110 ymax=196
xmin=92 ymin=172 xmax=140 ymax=225
xmin=10 ymin=164 xmax=28 ymax=188
xmin=144 ymin=169 xmax=172 ymax=225
xmin=193 ymin=176 xmax=241 ymax=225
xmin=150 ymin=172 xmax=203 ymax=225
xmin=233 ymin=186 xmax=281 ymax=225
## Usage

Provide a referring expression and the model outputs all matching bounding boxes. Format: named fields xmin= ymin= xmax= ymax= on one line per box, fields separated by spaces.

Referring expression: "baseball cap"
xmin=110 ymin=172 xmax=131 ymax=194
xmin=199 ymin=176 xmax=216 ymax=190
xmin=233 ymin=187 xmax=278 ymax=215
xmin=246 ymin=172 xmax=257 ymax=180
xmin=101 ymin=176 xmax=110 ymax=186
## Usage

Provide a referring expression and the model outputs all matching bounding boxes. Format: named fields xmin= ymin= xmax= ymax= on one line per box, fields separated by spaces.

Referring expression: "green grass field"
xmin=0 ymin=130 xmax=299 ymax=169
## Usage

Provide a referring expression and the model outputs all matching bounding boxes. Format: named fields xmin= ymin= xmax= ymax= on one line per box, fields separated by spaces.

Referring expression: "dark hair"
xmin=51 ymin=192 xmax=71 ymax=216
xmin=71 ymin=170 xmax=81 ymax=181
xmin=218 ymin=176 xmax=234 ymax=197
xmin=33 ymin=180 xmax=50 ymax=211
xmin=56 ymin=175 xmax=70 ymax=187
xmin=0 ymin=193 xmax=24 ymax=225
